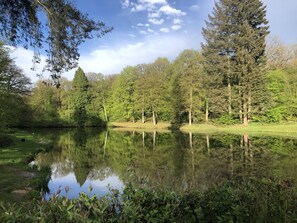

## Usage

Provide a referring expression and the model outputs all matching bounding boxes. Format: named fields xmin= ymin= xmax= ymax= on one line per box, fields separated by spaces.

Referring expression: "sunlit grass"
xmin=110 ymin=122 xmax=171 ymax=130
xmin=181 ymin=123 xmax=297 ymax=138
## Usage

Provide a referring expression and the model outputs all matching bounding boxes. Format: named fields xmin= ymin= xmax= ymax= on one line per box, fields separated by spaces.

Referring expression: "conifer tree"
xmin=72 ymin=67 xmax=89 ymax=127
xmin=202 ymin=0 xmax=269 ymax=125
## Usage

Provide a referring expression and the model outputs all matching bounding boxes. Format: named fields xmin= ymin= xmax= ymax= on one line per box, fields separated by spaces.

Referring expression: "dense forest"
xmin=1 ymin=0 xmax=297 ymax=129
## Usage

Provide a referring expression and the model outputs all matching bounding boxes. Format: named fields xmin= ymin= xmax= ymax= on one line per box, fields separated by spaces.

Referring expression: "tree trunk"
xmin=189 ymin=86 xmax=193 ymax=125
xmin=103 ymin=98 xmax=108 ymax=122
xmin=239 ymin=90 xmax=243 ymax=123
xmin=228 ymin=77 xmax=232 ymax=115
xmin=243 ymin=98 xmax=248 ymax=126
xmin=248 ymin=92 xmax=252 ymax=123
xmin=152 ymin=110 xmax=157 ymax=125
xmin=227 ymin=56 xmax=232 ymax=115
xmin=141 ymin=108 xmax=145 ymax=123
xmin=205 ymin=100 xmax=209 ymax=123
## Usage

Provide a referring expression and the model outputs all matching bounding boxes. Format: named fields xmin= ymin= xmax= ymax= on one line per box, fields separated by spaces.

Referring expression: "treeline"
xmin=1 ymin=44 xmax=297 ymax=128
xmin=29 ymin=46 xmax=297 ymax=127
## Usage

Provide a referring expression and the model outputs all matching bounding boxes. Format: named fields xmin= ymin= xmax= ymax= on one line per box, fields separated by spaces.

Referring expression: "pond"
xmin=30 ymin=128 xmax=297 ymax=199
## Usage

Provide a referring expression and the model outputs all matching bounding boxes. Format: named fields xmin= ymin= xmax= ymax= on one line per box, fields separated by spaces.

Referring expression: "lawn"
xmin=180 ymin=123 xmax=297 ymax=138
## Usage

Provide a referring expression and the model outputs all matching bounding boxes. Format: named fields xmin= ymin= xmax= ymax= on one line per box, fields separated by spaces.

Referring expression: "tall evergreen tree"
xmin=72 ymin=67 xmax=89 ymax=127
xmin=202 ymin=0 xmax=269 ymax=125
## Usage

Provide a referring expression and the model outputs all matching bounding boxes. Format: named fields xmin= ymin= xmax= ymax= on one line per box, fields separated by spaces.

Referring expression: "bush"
xmin=213 ymin=114 xmax=240 ymax=125
xmin=0 ymin=178 xmax=296 ymax=223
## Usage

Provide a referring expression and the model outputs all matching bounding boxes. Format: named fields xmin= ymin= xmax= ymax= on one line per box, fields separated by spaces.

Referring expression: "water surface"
xmin=34 ymin=128 xmax=297 ymax=198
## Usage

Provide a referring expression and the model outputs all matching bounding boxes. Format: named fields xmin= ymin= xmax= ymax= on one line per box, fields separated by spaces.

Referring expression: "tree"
xmin=202 ymin=0 xmax=269 ymax=125
xmin=30 ymin=80 xmax=60 ymax=125
xmin=134 ymin=64 xmax=151 ymax=123
xmin=266 ymin=36 xmax=291 ymax=70
xmin=0 ymin=0 xmax=112 ymax=81
xmin=145 ymin=58 xmax=171 ymax=125
xmin=173 ymin=50 xmax=204 ymax=125
xmin=0 ymin=62 xmax=31 ymax=94
xmin=72 ymin=67 xmax=89 ymax=127
xmin=109 ymin=66 xmax=137 ymax=122
xmin=0 ymin=42 xmax=32 ymax=128
xmin=87 ymin=72 xmax=112 ymax=124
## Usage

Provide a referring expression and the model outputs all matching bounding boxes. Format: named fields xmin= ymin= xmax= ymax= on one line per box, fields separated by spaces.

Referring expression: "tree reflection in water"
xmin=35 ymin=128 xmax=297 ymax=198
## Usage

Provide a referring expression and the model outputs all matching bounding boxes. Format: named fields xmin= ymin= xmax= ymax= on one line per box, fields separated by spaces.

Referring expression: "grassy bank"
xmin=110 ymin=121 xmax=297 ymax=137
xmin=110 ymin=122 xmax=171 ymax=130
xmin=0 ymin=130 xmax=51 ymax=202
xmin=180 ymin=123 xmax=297 ymax=137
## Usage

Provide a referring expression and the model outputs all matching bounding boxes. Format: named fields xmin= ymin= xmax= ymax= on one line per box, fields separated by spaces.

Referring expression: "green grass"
xmin=180 ymin=123 xmax=297 ymax=138
xmin=111 ymin=122 xmax=297 ymax=137
xmin=0 ymin=130 xmax=51 ymax=202
xmin=110 ymin=122 xmax=171 ymax=130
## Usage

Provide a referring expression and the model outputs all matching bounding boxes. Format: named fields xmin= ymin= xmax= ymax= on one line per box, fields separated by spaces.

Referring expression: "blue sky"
xmin=11 ymin=0 xmax=297 ymax=82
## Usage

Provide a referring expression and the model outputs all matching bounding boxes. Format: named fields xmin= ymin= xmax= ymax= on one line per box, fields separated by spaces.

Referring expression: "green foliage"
xmin=213 ymin=113 xmax=240 ymax=125
xmin=72 ymin=67 xmax=89 ymax=127
xmin=0 ymin=42 xmax=33 ymax=128
xmin=173 ymin=50 xmax=205 ymax=125
xmin=109 ymin=66 xmax=137 ymax=122
xmin=0 ymin=0 xmax=112 ymax=80
xmin=0 ymin=179 xmax=296 ymax=222
xmin=202 ymin=0 xmax=269 ymax=124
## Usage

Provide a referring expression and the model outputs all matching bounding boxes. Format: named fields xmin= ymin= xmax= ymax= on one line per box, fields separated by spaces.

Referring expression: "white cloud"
xmin=160 ymin=27 xmax=170 ymax=33
xmin=173 ymin=18 xmax=182 ymax=24
xmin=148 ymin=18 xmax=164 ymax=25
xmin=171 ymin=25 xmax=181 ymax=31
xmin=159 ymin=5 xmax=186 ymax=16
xmin=124 ymin=0 xmax=186 ymax=31
xmin=9 ymin=47 xmax=50 ymax=82
xmin=139 ymin=0 xmax=167 ymax=4
xmin=147 ymin=28 xmax=154 ymax=33
xmin=75 ymin=35 xmax=196 ymax=75
xmin=137 ymin=23 xmax=150 ymax=27
xmin=131 ymin=4 xmax=147 ymax=12
xmin=139 ymin=30 xmax=147 ymax=34
xmin=148 ymin=11 xmax=161 ymax=18
xmin=190 ymin=5 xmax=200 ymax=11
xmin=121 ymin=0 xmax=130 ymax=8
xmin=11 ymin=34 xmax=199 ymax=79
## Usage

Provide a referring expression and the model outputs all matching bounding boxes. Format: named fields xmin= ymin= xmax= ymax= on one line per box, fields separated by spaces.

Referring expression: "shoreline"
xmin=110 ymin=122 xmax=297 ymax=137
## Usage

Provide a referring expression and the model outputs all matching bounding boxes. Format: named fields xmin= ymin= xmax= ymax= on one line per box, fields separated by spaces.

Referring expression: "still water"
xmin=34 ymin=128 xmax=297 ymax=199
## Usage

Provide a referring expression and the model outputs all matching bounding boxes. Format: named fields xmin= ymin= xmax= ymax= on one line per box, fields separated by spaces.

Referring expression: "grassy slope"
xmin=0 ymin=131 xmax=50 ymax=202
